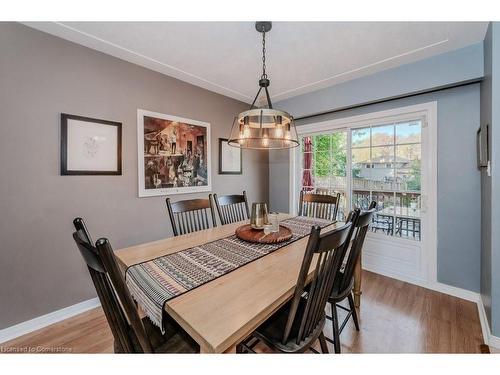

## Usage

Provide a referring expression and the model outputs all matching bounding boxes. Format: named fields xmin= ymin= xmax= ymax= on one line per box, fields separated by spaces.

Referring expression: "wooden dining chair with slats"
xmin=298 ymin=190 xmax=341 ymax=221
xmin=236 ymin=218 xmax=356 ymax=354
xmin=213 ymin=191 xmax=250 ymax=225
xmin=72 ymin=218 xmax=199 ymax=353
xmin=165 ymin=196 xmax=217 ymax=236
xmin=326 ymin=201 xmax=376 ymax=353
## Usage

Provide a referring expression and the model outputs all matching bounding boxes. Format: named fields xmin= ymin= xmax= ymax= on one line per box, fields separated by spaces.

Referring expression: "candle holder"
xmin=250 ymin=202 xmax=268 ymax=230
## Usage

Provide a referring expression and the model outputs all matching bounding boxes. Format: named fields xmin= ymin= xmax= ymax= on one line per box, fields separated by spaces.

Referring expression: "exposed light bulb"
xmin=275 ymin=124 xmax=283 ymax=138
xmin=262 ymin=129 xmax=269 ymax=147
xmin=243 ymin=124 xmax=251 ymax=138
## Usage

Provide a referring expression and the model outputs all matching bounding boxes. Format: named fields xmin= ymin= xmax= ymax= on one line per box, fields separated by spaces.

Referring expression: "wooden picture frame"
xmin=219 ymin=138 xmax=242 ymax=175
xmin=61 ymin=113 xmax=122 ymax=175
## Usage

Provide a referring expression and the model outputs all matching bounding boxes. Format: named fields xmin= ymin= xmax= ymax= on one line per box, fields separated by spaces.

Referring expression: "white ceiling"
xmin=24 ymin=22 xmax=488 ymax=104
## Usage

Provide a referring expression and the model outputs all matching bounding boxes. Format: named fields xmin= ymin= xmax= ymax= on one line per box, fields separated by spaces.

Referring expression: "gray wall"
xmin=480 ymin=22 xmax=500 ymax=337
xmin=270 ymin=85 xmax=482 ymax=293
xmin=276 ymin=43 xmax=484 ymax=118
xmin=0 ymin=23 xmax=269 ymax=329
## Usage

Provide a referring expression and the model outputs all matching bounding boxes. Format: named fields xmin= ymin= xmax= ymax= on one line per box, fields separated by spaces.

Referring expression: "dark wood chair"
xmin=72 ymin=218 xmax=199 ymax=353
xmin=298 ymin=190 xmax=341 ymax=221
xmin=237 ymin=219 xmax=355 ymax=354
xmin=213 ymin=191 xmax=250 ymax=225
xmin=165 ymin=195 xmax=217 ymax=236
xmin=326 ymin=201 xmax=377 ymax=353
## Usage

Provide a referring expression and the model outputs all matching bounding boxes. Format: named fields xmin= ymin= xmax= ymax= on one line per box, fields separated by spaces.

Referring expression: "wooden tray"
xmin=235 ymin=224 xmax=292 ymax=244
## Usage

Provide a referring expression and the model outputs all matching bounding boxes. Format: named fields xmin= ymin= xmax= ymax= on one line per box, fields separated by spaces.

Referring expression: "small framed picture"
xmin=61 ymin=113 xmax=122 ymax=175
xmin=219 ymin=138 xmax=242 ymax=175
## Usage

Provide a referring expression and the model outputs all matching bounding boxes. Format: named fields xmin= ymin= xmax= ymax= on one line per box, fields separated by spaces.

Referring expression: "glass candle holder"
xmin=250 ymin=202 xmax=268 ymax=229
xmin=263 ymin=224 xmax=273 ymax=235
xmin=268 ymin=212 xmax=279 ymax=233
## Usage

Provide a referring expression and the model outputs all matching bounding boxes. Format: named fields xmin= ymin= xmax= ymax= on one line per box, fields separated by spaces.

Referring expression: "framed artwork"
xmin=219 ymin=138 xmax=242 ymax=175
xmin=137 ymin=109 xmax=211 ymax=197
xmin=60 ymin=113 xmax=122 ymax=175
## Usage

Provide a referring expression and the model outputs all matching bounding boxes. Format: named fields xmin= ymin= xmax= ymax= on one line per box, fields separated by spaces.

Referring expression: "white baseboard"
xmin=364 ymin=261 xmax=480 ymax=303
xmin=430 ymin=282 xmax=481 ymax=303
xmin=0 ymin=297 xmax=100 ymax=344
xmin=477 ymin=297 xmax=500 ymax=350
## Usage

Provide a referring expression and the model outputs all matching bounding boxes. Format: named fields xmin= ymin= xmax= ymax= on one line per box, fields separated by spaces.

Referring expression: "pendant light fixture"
xmin=228 ymin=22 xmax=299 ymax=150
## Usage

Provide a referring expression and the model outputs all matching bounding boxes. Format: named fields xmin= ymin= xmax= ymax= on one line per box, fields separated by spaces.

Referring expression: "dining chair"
xmin=165 ymin=195 xmax=217 ymax=236
xmin=298 ymin=190 xmax=342 ymax=221
xmin=326 ymin=201 xmax=377 ymax=353
xmin=213 ymin=190 xmax=250 ymax=225
xmin=72 ymin=218 xmax=199 ymax=353
xmin=315 ymin=187 xmax=330 ymax=195
xmin=236 ymin=219 xmax=355 ymax=354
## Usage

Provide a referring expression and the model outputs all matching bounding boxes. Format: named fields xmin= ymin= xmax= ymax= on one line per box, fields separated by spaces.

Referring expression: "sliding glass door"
xmin=293 ymin=103 xmax=436 ymax=285
xmin=351 ymin=121 xmax=422 ymax=240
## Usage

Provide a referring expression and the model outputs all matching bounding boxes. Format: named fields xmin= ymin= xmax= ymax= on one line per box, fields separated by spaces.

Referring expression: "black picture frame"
xmin=218 ymin=138 xmax=242 ymax=175
xmin=61 ymin=113 xmax=122 ymax=175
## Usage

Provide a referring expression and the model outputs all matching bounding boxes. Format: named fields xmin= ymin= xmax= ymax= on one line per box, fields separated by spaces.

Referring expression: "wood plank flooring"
xmin=1 ymin=271 xmax=485 ymax=354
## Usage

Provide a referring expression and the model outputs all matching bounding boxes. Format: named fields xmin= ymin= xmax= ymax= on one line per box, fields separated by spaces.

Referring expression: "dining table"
xmin=114 ymin=213 xmax=362 ymax=353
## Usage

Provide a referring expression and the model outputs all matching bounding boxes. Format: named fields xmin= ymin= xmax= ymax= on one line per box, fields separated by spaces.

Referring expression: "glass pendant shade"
xmin=228 ymin=108 xmax=299 ymax=150
xmin=228 ymin=22 xmax=299 ymax=150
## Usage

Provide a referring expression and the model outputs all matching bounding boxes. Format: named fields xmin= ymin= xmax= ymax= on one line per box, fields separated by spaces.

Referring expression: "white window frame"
xmin=289 ymin=101 xmax=438 ymax=285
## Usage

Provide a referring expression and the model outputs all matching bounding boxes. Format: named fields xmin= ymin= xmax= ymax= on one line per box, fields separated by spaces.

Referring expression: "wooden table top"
xmin=115 ymin=213 xmax=341 ymax=353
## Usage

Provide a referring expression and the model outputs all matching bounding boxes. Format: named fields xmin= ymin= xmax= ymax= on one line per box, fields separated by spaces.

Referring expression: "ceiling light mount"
xmin=255 ymin=21 xmax=272 ymax=33
xmin=228 ymin=21 xmax=299 ymax=150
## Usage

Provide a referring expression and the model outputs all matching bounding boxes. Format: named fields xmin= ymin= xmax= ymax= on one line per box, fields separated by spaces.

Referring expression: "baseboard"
xmin=363 ymin=263 xmax=480 ymax=302
xmin=430 ymin=282 xmax=480 ymax=303
xmin=0 ymin=297 xmax=100 ymax=344
xmin=477 ymin=297 xmax=500 ymax=350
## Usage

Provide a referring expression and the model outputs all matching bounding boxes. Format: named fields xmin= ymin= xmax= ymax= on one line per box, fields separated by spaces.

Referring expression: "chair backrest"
xmin=298 ymin=190 xmax=341 ymax=221
xmin=315 ymin=188 xmax=329 ymax=195
xmin=337 ymin=201 xmax=377 ymax=293
xmin=165 ymin=195 xmax=217 ymax=236
xmin=72 ymin=218 xmax=153 ymax=353
xmin=282 ymin=219 xmax=356 ymax=345
xmin=213 ymin=191 xmax=250 ymax=225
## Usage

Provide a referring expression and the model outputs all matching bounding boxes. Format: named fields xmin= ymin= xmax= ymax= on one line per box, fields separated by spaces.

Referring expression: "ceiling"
xmin=24 ymin=22 xmax=488 ymax=104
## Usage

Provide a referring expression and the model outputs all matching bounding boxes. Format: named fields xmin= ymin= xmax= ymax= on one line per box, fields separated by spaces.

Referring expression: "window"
xmin=299 ymin=131 xmax=348 ymax=220
xmin=299 ymin=120 xmax=422 ymax=241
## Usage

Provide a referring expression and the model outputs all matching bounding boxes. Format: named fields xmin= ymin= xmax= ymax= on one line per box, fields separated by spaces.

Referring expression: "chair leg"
xmin=318 ymin=332 xmax=329 ymax=354
xmin=331 ymin=301 xmax=341 ymax=354
xmin=348 ymin=293 xmax=360 ymax=331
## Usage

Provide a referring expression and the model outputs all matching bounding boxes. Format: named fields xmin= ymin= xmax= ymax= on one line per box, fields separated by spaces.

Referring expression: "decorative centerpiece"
xmin=235 ymin=224 xmax=292 ymax=244
xmin=250 ymin=202 xmax=268 ymax=229
xmin=237 ymin=204 xmax=292 ymax=244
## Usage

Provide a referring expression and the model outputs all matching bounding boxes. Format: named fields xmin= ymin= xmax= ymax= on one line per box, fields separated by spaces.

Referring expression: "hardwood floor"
xmin=1 ymin=271 xmax=485 ymax=354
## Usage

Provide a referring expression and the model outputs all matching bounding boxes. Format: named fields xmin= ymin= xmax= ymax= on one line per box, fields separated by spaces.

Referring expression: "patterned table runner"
xmin=126 ymin=216 xmax=334 ymax=329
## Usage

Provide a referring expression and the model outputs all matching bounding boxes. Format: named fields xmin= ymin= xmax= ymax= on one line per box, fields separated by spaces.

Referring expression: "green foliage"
xmin=406 ymin=160 xmax=421 ymax=191
xmin=312 ymin=133 xmax=347 ymax=177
